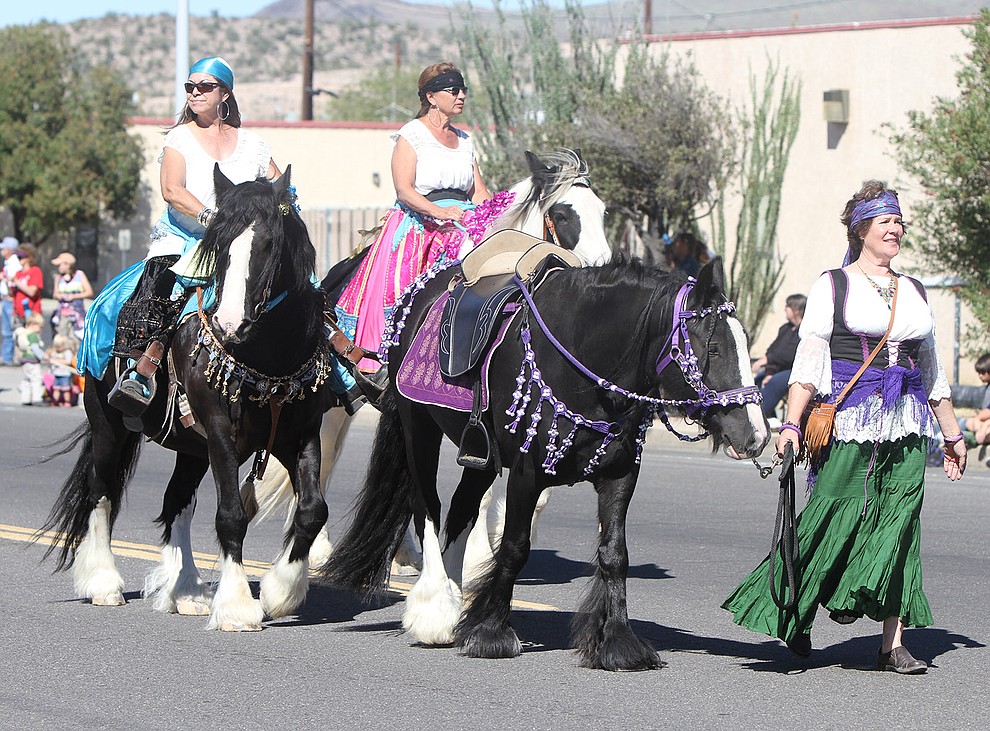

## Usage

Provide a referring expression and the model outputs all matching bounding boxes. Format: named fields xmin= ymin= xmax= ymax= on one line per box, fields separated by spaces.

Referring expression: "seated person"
xmin=666 ymin=231 xmax=703 ymax=278
xmin=956 ymin=352 xmax=990 ymax=446
xmin=752 ymin=293 xmax=806 ymax=420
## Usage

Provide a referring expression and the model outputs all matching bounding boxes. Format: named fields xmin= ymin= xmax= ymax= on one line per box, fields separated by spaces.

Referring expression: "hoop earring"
xmin=218 ymin=100 xmax=230 ymax=121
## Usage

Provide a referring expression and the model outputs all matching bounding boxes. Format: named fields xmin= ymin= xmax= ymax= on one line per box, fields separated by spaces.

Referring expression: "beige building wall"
xmin=637 ymin=19 xmax=978 ymax=383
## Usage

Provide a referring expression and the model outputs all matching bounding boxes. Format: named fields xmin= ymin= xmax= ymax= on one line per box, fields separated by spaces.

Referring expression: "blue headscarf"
xmin=189 ymin=57 xmax=234 ymax=90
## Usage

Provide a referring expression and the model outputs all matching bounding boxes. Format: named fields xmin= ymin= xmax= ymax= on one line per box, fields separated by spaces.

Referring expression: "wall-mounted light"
xmin=372 ymin=172 xmax=381 ymax=187
xmin=823 ymin=89 xmax=849 ymax=124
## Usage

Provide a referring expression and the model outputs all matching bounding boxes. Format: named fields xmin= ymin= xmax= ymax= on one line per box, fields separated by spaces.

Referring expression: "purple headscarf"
xmin=843 ymin=191 xmax=902 ymax=265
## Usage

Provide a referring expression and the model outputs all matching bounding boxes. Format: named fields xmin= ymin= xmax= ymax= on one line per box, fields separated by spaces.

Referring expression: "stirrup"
xmin=353 ymin=366 xmax=388 ymax=406
xmin=457 ymin=419 xmax=492 ymax=470
xmin=108 ymin=366 xmax=156 ymax=418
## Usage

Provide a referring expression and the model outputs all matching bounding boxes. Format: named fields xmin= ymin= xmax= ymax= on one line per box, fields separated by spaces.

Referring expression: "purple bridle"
xmin=653 ymin=280 xmax=763 ymax=416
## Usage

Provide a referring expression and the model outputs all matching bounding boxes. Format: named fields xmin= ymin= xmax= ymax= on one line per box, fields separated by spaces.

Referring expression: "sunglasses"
xmin=440 ymin=86 xmax=469 ymax=96
xmin=184 ymin=81 xmax=222 ymax=94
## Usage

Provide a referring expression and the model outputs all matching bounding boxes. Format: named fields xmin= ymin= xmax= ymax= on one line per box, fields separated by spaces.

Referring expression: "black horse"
xmin=325 ymin=256 xmax=771 ymax=670
xmin=42 ymin=166 xmax=334 ymax=630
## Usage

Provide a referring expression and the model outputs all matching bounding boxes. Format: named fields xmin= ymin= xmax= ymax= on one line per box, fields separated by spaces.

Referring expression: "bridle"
xmin=541 ymin=174 xmax=592 ymax=247
xmin=653 ymin=281 xmax=763 ymax=416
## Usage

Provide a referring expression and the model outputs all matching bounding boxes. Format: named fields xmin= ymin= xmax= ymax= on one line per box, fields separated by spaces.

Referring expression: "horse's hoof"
xmin=219 ymin=621 xmax=264 ymax=632
xmin=90 ymin=592 xmax=125 ymax=606
xmin=390 ymin=559 xmax=420 ymax=576
xmin=175 ymin=598 xmax=212 ymax=616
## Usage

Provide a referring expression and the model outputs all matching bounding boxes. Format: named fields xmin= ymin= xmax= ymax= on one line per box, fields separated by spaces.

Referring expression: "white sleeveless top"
xmin=159 ymin=124 xmax=272 ymax=234
xmin=392 ymin=119 xmax=476 ymax=196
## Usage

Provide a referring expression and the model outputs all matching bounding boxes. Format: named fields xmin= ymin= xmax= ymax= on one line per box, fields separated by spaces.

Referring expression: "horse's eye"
xmin=709 ymin=343 xmax=720 ymax=356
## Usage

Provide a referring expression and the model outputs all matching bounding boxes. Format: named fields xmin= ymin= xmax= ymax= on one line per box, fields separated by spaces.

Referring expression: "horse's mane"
xmin=542 ymin=257 xmax=691 ymax=422
xmin=497 ymin=149 xmax=591 ymax=230
xmin=192 ymin=176 xmax=317 ymax=301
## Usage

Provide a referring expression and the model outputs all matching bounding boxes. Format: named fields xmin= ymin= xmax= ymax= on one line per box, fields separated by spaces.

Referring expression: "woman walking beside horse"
xmin=723 ymin=180 xmax=966 ymax=674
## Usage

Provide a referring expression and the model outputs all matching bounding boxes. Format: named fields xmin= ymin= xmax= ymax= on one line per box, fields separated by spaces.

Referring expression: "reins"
xmin=768 ymin=442 xmax=799 ymax=611
xmin=512 ymin=274 xmax=762 ymax=418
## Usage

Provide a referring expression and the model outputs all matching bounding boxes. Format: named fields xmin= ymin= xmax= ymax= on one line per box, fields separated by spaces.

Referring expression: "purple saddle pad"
xmin=395 ymin=291 xmax=516 ymax=412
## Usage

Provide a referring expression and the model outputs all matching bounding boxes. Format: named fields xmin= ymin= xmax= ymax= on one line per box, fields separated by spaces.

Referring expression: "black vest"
xmin=826 ymin=269 xmax=926 ymax=369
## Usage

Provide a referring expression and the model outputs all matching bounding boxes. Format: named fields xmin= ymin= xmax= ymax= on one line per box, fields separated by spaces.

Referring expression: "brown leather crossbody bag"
xmin=802 ymin=277 xmax=899 ymax=465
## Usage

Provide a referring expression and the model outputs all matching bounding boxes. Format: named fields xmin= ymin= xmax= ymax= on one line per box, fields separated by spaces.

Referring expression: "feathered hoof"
xmin=390 ymin=558 xmax=421 ymax=577
xmin=218 ymin=620 xmax=264 ymax=632
xmin=175 ymin=597 xmax=212 ymax=616
xmin=577 ymin=631 xmax=665 ymax=672
xmin=458 ymin=624 xmax=522 ymax=659
xmin=90 ymin=592 xmax=126 ymax=607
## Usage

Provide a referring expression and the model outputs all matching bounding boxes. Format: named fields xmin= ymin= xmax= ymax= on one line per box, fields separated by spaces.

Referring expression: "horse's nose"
xmin=211 ymin=314 xmax=240 ymax=341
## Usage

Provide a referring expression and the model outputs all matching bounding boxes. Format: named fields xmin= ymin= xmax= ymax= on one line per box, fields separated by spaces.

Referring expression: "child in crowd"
xmin=46 ymin=334 xmax=77 ymax=407
xmin=15 ymin=312 xmax=46 ymax=405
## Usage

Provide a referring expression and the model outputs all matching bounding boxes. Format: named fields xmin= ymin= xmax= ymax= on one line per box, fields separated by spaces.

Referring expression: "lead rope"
xmin=768 ymin=442 xmax=799 ymax=611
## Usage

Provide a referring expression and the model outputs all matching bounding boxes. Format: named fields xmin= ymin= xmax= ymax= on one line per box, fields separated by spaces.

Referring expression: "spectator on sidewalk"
xmin=1 ymin=237 xmax=21 ymax=365
xmin=752 ymin=293 xmax=807 ymax=421
xmin=15 ymin=312 xmax=46 ymax=405
xmin=11 ymin=243 xmax=43 ymax=329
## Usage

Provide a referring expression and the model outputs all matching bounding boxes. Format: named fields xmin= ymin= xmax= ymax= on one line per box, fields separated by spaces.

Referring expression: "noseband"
xmin=654 ymin=281 xmax=762 ymax=416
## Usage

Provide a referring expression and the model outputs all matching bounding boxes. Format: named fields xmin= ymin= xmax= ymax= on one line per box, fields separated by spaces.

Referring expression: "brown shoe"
xmin=878 ymin=646 xmax=927 ymax=674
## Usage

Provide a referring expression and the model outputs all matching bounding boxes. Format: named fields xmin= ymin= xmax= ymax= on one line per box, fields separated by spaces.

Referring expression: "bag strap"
xmin=833 ymin=275 xmax=899 ymax=407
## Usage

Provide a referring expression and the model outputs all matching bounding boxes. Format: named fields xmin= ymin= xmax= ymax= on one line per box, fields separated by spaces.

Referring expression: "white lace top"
xmin=392 ymin=119 xmax=476 ymax=196
xmin=789 ymin=270 xmax=950 ymax=442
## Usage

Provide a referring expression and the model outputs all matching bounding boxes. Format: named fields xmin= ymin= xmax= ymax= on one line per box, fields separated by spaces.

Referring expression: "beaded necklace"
xmin=855 ymin=260 xmax=897 ymax=309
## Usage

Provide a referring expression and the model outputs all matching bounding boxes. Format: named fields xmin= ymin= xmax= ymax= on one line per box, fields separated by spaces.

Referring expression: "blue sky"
xmin=1 ymin=1 xmax=546 ymax=28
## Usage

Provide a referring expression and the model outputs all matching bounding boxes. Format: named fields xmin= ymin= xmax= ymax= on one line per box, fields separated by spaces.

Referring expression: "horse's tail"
xmin=322 ymin=389 xmax=413 ymax=598
xmin=38 ymin=422 xmax=142 ymax=571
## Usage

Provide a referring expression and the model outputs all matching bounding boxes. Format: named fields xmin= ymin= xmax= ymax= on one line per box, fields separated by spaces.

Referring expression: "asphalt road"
xmin=1 ymin=393 xmax=989 ymax=730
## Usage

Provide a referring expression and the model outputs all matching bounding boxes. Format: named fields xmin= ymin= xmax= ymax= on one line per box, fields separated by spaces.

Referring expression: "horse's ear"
xmin=273 ymin=165 xmax=291 ymax=196
xmin=214 ymin=163 xmax=235 ymax=197
xmin=525 ymin=150 xmax=550 ymax=177
xmin=572 ymin=148 xmax=582 ymax=161
xmin=690 ymin=256 xmax=726 ymax=305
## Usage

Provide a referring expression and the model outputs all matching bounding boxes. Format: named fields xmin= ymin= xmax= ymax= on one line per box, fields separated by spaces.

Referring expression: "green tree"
xmin=456 ymin=1 xmax=735 ymax=258
xmin=889 ymin=9 xmax=990 ymax=354
xmin=0 ymin=25 xmax=143 ymax=244
xmin=456 ymin=0 xmax=616 ymax=189
xmin=580 ymin=44 xmax=737 ymax=260
xmin=712 ymin=60 xmax=801 ymax=340
xmin=325 ymin=65 xmax=422 ymax=122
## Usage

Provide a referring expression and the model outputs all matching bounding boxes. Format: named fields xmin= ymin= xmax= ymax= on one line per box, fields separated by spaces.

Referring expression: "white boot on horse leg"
xmin=461 ymin=487 xmax=496 ymax=588
xmin=403 ymin=518 xmax=462 ymax=645
xmin=260 ymin=540 xmax=310 ymax=619
xmin=143 ymin=499 xmax=213 ymax=615
xmin=74 ymin=496 xmax=125 ymax=606
xmin=488 ymin=483 xmax=552 ymax=548
xmin=207 ymin=556 xmax=264 ymax=631
xmin=390 ymin=522 xmax=422 ymax=577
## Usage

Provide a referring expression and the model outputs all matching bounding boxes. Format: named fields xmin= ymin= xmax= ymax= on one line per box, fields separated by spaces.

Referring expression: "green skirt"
xmin=722 ymin=435 xmax=932 ymax=642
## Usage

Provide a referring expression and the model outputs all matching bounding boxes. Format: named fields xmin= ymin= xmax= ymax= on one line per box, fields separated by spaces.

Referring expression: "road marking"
xmin=0 ymin=523 xmax=558 ymax=611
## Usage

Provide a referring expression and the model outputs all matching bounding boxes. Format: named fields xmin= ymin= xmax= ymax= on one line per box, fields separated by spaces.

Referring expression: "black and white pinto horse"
xmin=42 ymin=167 xmax=335 ymax=630
xmin=253 ymin=149 xmax=613 ymax=571
xmin=324 ymin=256 xmax=770 ymax=670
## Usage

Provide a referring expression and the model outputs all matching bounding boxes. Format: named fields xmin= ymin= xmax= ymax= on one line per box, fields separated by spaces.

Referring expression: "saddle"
xmin=438 ymin=229 xmax=581 ymax=469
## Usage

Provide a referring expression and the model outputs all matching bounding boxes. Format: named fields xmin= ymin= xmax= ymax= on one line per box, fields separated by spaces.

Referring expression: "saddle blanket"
xmin=395 ymin=291 xmax=517 ymax=412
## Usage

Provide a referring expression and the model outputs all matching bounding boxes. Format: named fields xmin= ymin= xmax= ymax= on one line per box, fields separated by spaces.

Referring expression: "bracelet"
xmin=943 ymin=433 xmax=965 ymax=444
xmin=779 ymin=422 xmax=803 ymax=439
xmin=197 ymin=207 xmax=214 ymax=227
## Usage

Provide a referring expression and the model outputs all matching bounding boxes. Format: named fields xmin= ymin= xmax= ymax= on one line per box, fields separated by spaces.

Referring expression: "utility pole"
xmin=644 ymin=0 xmax=652 ymax=37
xmin=174 ymin=0 xmax=189 ymax=115
xmin=302 ymin=0 xmax=314 ymax=120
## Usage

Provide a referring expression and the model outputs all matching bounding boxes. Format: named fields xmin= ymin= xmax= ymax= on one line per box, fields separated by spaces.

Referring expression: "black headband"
xmin=419 ymin=70 xmax=465 ymax=99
